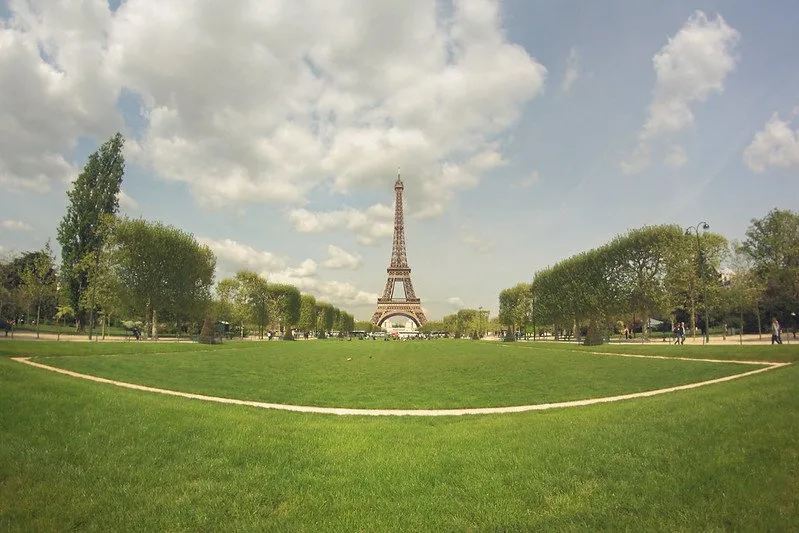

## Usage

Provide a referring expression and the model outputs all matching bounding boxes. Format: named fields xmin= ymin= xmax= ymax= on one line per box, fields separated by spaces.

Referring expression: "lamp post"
xmin=685 ymin=222 xmax=710 ymax=344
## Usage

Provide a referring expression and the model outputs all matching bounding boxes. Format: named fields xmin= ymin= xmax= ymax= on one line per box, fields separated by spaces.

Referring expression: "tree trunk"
xmin=151 ymin=308 xmax=158 ymax=340
xmin=739 ymin=310 xmax=744 ymax=345
xmin=101 ymin=315 xmax=107 ymax=340
xmin=35 ymin=304 xmax=41 ymax=339
xmin=756 ymin=305 xmax=762 ymax=340
xmin=690 ymin=296 xmax=696 ymax=339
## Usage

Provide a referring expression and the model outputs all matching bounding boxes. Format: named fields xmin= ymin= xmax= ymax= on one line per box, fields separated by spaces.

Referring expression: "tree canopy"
xmin=57 ymin=132 xmax=125 ymax=330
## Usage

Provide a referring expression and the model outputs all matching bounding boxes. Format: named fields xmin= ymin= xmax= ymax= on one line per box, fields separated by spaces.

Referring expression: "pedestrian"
xmin=771 ymin=318 xmax=782 ymax=345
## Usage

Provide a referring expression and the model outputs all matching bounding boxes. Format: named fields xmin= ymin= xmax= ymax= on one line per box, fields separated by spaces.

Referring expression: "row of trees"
xmin=214 ymin=270 xmax=355 ymax=339
xmin=498 ymin=210 xmax=798 ymax=344
xmin=0 ymin=243 xmax=59 ymax=338
xmin=417 ymin=308 xmax=493 ymax=339
xmin=1 ymin=132 xmax=355 ymax=341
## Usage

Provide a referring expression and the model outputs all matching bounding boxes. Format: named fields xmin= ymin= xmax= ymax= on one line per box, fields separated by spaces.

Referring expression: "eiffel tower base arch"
xmin=371 ymin=300 xmax=428 ymax=328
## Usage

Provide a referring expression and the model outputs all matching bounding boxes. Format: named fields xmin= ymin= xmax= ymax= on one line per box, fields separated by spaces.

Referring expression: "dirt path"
xmin=11 ymin=356 xmax=790 ymax=417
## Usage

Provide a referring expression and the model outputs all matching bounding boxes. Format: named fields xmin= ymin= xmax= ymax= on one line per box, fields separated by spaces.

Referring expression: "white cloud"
xmin=664 ymin=145 xmax=688 ymax=168
xmin=1 ymin=0 xmax=546 ymax=216
xmin=198 ymin=237 xmax=286 ymax=273
xmin=622 ymin=11 xmax=739 ymax=174
xmin=561 ymin=47 xmax=580 ymax=92
xmin=0 ymin=1 xmax=122 ymax=192
xmin=512 ymin=170 xmax=540 ymax=189
xmin=288 ymin=204 xmax=394 ymax=245
xmin=322 ymin=245 xmax=362 ymax=270
xmin=117 ymin=190 xmax=139 ymax=211
xmin=743 ymin=112 xmax=799 ymax=173
xmin=1 ymin=219 xmax=33 ymax=231
xmin=199 ymin=236 xmax=376 ymax=309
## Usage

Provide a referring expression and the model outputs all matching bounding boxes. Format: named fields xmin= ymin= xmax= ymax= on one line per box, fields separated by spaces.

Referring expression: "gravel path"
xmin=12 ymin=356 xmax=790 ymax=417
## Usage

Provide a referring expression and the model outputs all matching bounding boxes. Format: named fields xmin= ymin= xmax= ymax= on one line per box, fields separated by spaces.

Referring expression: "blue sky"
xmin=1 ymin=0 xmax=797 ymax=322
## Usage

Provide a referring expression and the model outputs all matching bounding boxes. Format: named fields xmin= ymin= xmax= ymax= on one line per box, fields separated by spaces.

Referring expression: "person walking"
xmin=771 ymin=318 xmax=783 ymax=345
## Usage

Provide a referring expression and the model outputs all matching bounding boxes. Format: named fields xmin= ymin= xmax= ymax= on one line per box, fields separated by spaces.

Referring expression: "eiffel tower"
xmin=371 ymin=169 xmax=428 ymax=327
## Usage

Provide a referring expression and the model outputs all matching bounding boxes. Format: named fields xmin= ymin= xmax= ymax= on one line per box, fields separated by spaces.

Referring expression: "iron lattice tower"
xmin=371 ymin=169 xmax=428 ymax=327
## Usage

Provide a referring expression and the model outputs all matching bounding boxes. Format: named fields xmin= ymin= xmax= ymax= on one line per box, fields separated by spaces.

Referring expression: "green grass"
xmin=1 ymin=340 xmax=771 ymax=409
xmin=1 ymin=340 xmax=797 ymax=531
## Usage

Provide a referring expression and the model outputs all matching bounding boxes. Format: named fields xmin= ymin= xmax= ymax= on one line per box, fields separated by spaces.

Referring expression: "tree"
xmin=317 ymin=302 xmax=334 ymax=337
xmin=614 ymin=226 xmax=683 ymax=337
xmin=723 ymin=241 xmax=765 ymax=342
xmin=235 ymin=271 xmax=270 ymax=338
xmin=57 ymin=132 xmax=125 ymax=331
xmin=112 ymin=218 xmax=215 ymax=340
xmin=3 ymin=250 xmax=58 ymax=323
xmin=355 ymin=320 xmax=380 ymax=333
xmin=20 ymin=241 xmax=57 ymax=339
xmin=268 ymin=284 xmax=301 ymax=339
xmin=215 ymin=277 xmax=247 ymax=338
xmin=298 ymin=294 xmax=318 ymax=334
xmin=54 ymin=305 xmax=74 ymax=341
xmin=741 ymin=209 xmax=799 ymax=331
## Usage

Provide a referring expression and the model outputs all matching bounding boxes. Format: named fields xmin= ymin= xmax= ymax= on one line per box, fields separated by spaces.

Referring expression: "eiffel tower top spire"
xmin=390 ymin=167 xmax=408 ymax=269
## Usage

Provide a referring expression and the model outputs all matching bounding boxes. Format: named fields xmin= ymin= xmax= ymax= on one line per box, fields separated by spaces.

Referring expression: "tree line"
xmin=497 ymin=212 xmax=799 ymax=344
xmin=0 ymin=133 xmax=354 ymax=340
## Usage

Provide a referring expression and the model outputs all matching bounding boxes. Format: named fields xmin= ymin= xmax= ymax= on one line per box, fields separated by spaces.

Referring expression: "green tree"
xmin=741 ymin=209 xmax=799 ymax=330
xmin=57 ymin=132 xmax=125 ymax=331
xmin=235 ymin=271 xmax=270 ymax=338
xmin=20 ymin=241 xmax=57 ymax=339
xmin=355 ymin=320 xmax=379 ymax=333
xmin=298 ymin=294 xmax=318 ymax=334
xmin=54 ymin=305 xmax=75 ymax=341
xmin=268 ymin=284 xmax=301 ymax=339
xmin=723 ymin=241 xmax=766 ymax=341
xmin=112 ymin=218 xmax=215 ymax=340
xmin=215 ymin=277 xmax=247 ymax=338
xmin=317 ymin=302 xmax=334 ymax=337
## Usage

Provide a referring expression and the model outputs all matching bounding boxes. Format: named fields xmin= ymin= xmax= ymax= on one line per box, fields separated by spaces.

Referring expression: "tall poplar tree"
xmin=57 ymin=132 xmax=125 ymax=330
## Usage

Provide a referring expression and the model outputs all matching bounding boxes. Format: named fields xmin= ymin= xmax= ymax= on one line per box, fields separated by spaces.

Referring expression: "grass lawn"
xmin=1 ymin=340 xmax=773 ymax=409
xmin=1 ymin=340 xmax=797 ymax=531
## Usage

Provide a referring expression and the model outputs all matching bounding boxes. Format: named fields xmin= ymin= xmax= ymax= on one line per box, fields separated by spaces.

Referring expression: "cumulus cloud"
xmin=198 ymin=237 xmax=286 ymax=272
xmin=743 ymin=112 xmax=799 ymax=173
xmin=561 ymin=47 xmax=580 ymax=91
xmin=322 ymin=245 xmax=362 ymax=270
xmin=1 ymin=0 xmax=546 ymax=222
xmin=0 ymin=0 xmax=122 ymax=192
xmin=199 ymin=236 xmax=376 ymax=308
xmin=664 ymin=145 xmax=688 ymax=168
xmin=289 ymin=204 xmax=394 ymax=245
xmin=1 ymin=219 xmax=33 ymax=231
xmin=622 ymin=11 xmax=739 ymax=174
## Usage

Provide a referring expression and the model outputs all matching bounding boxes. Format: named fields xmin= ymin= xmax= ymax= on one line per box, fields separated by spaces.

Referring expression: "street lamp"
xmin=685 ymin=221 xmax=710 ymax=344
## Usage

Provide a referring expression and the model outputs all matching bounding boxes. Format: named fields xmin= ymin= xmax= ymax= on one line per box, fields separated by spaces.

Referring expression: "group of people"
xmin=672 ymin=318 xmax=784 ymax=345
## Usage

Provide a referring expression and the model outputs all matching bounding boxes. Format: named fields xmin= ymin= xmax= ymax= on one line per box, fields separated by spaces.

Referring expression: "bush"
xmin=503 ymin=331 xmax=516 ymax=342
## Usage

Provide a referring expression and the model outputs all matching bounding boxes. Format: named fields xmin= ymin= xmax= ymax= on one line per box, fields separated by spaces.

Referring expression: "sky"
xmin=1 ymin=0 xmax=798 ymax=322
